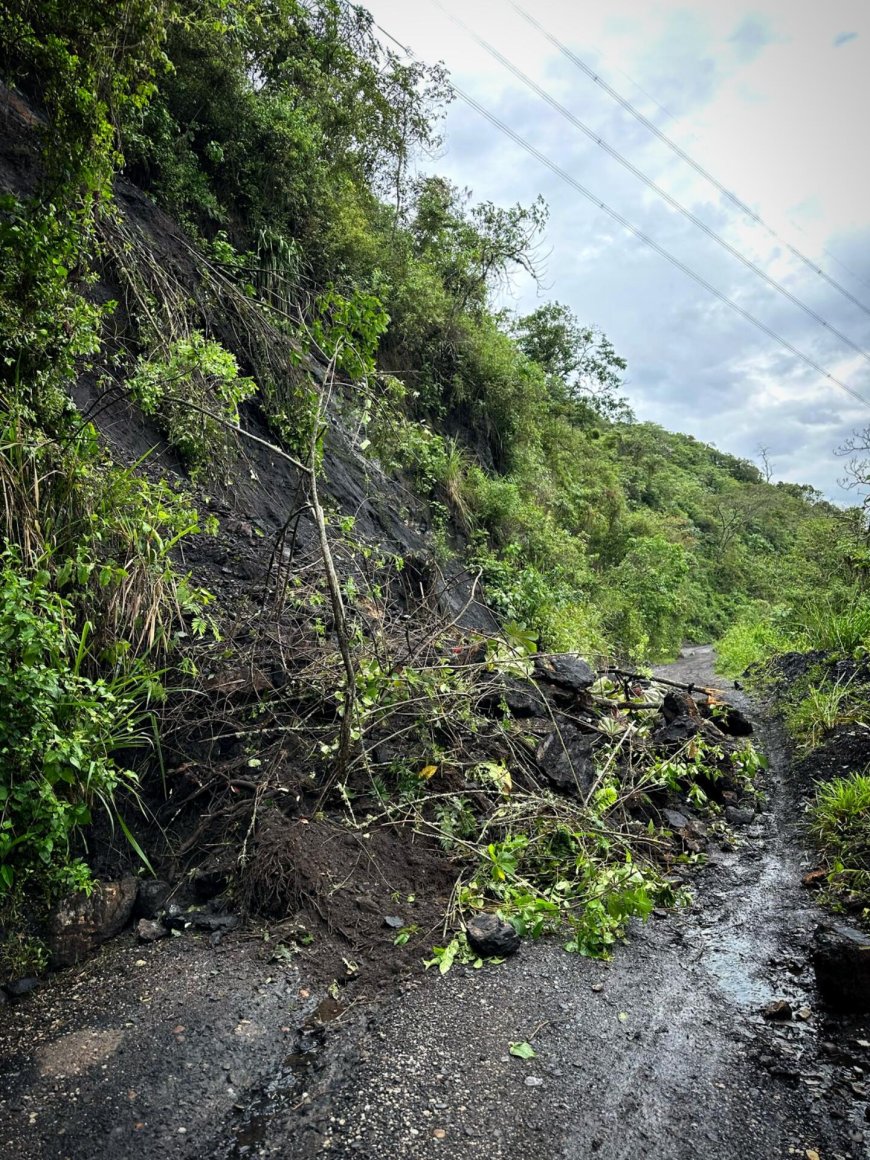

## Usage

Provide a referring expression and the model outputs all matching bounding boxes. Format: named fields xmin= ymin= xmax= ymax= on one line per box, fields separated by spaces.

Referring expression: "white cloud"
xmin=365 ymin=0 xmax=870 ymax=500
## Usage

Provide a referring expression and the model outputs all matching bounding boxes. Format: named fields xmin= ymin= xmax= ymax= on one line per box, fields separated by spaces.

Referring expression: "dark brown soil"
xmin=791 ymin=723 xmax=870 ymax=796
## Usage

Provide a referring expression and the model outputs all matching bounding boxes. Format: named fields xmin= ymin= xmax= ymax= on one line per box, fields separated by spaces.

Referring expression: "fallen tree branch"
xmin=601 ymin=667 xmax=714 ymax=695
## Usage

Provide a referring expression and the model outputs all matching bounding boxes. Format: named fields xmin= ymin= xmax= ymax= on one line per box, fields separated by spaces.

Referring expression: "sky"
xmin=362 ymin=0 xmax=870 ymax=501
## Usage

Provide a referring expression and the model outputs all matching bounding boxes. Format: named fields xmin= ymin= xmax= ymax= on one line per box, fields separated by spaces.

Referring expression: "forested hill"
xmin=1 ymin=1 xmax=865 ymax=972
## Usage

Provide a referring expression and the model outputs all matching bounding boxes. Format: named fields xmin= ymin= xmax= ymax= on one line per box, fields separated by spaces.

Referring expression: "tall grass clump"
xmin=794 ymin=597 xmax=870 ymax=656
xmin=811 ymin=772 xmax=870 ymax=913
xmin=784 ymin=673 xmax=868 ymax=749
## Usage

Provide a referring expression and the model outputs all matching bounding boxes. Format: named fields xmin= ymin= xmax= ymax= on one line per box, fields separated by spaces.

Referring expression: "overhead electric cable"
xmin=363 ymin=10 xmax=870 ymax=411
xmin=429 ymin=0 xmax=870 ymax=369
xmin=509 ymin=0 xmax=870 ymax=315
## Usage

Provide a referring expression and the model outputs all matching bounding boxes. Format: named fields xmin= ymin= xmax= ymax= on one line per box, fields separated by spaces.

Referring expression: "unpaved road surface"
xmin=2 ymin=648 xmax=869 ymax=1159
xmin=234 ymin=647 xmax=869 ymax=1159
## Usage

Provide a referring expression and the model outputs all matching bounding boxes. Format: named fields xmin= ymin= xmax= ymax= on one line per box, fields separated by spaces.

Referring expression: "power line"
xmin=509 ymin=0 xmax=870 ymax=316
xmin=430 ymin=0 xmax=870 ymax=369
xmin=363 ymin=9 xmax=870 ymax=411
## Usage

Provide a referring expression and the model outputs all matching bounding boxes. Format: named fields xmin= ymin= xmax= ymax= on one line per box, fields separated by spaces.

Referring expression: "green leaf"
xmin=117 ymin=814 xmax=154 ymax=875
xmin=509 ymin=1041 xmax=537 ymax=1059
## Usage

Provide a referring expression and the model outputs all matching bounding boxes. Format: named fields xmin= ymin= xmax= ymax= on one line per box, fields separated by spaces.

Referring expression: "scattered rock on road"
xmin=762 ymin=999 xmax=793 ymax=1021
xmin=466 ymin=913 xmax=520 ymax=958
xmin=4 ymin=976 xmax=40 ymax=997
xmin=137 ymin=918 xmax=169 ymax=942
xmin=726 ymin=805 xmax=756 ymax=827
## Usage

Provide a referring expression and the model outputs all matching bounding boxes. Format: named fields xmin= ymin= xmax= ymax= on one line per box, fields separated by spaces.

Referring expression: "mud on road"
xmin=2 ymin=647 xmax=870 ymax=1159
xmin=231 ymin=647 xmax=870 ymax=1159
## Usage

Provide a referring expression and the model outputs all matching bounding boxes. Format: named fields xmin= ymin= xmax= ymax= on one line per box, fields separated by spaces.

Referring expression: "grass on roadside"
xmin=810 ymin=771 xmax=870 ymax=918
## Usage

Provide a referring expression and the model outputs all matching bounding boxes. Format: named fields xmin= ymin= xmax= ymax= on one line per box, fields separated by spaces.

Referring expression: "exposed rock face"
xmin=465 ymin=913 xmax=520 ymax=957
xmin=813 ymin=922 xmax=870 ymax=1012
xmin=536 ymin=726 xmax=597 ymax=793
xmin=47 ymin=877 xmax=139 ymax=967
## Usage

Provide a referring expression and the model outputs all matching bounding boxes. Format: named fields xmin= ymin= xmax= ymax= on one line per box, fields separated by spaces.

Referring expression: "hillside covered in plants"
xmin=1 ymin=0 xmax=868 ymax=983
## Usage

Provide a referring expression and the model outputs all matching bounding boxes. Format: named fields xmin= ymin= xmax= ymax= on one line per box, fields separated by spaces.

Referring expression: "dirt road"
xmin=233 ymin=647 xmax=868 ymax=1159
xmin=3 ymin=649 xmax=869 ymax=1159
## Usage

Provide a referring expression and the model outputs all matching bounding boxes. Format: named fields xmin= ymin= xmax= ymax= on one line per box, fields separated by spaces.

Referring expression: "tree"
xmin=410 ymin=179 xmax=548 ymax=314
xmin=512 ymin=302 xmax=632 ymax=422
xmin=123 ymin=0 xmax=450 ymax=247
xmin=837 ymin=427 xmax=870 ymax=521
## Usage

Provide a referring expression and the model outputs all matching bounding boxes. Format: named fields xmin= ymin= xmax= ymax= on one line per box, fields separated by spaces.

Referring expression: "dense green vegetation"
xmin=2 ymin=0 xmax=867 ymax=963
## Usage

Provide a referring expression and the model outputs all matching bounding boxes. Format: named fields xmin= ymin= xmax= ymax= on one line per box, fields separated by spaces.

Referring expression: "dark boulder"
xmin=534 ymin=654 xmax=595 ymax=695
xmin=662 ymin=808 xmax=689 ymax=830
xmin=136 ymin=918 xmax=169 ymax=942
xmin=653 ymin=716 xmax=702 ymax=746
xmin=813 ymin=922 xmax=870 ymax=1012
xmin=676 ymin=691 xmax=753 ymax=737
xmin=3 ymin=976 xmax=40 ymax=998
xmin=133 ymin=879 xmax=171 ymax=919
xmin=661 ymin=808 xmax=708 ymax=852
xmin=653 ymin=716 xmax=724 ymax=749
xmin=716 ymin=706 xmax=753 ymax=737
xmin=164 ymin=908 xmax=239 ymax=933
xmin=662 ymin=691 xmax=700 ymax=722
xmin=725 ymin=805 xmax=755 ymax=827
xmin=47 ymin=876 xmax=139 ymax=967
xmin=536 ymin=726 xmax=597 ymax=794
xmin=466 ymin=913 xmax=520 ymax=957
xmin=478 ymin=676 xmax=549 ymax=718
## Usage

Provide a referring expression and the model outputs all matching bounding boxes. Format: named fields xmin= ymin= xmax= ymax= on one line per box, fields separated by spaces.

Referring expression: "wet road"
xmin=245 ymin=647 xmax=865 ymax=1160
xmin=3 ymin=649 xmax=868 ymax=1160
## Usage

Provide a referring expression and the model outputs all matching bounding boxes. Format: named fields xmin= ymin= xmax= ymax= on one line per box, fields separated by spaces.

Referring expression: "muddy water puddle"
xmin=230 ymin=996 xmax=343 ymax=1155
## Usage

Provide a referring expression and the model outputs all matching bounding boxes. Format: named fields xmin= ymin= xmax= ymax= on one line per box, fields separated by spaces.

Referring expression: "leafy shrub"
xmin=460 ymin=820 xmax=682 ymax=960
xmin=0 ymin=555 xmax=152 ymax=897
xmin=129 ymin=332 xmax=256 ymax=475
